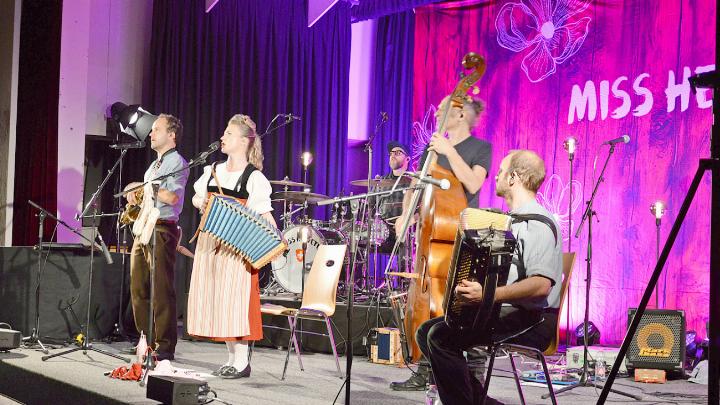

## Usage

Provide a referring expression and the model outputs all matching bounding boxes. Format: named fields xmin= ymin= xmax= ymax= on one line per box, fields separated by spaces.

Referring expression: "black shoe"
xmin=155 ymin=351 xmax=174 ymax=361
xmin=389 ymin=372 xmax=428 ymax=391
xmin=219 ymin=365 xmax=251 ymax=379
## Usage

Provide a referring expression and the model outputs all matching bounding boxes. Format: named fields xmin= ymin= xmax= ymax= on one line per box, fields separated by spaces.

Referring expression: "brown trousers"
xmin=130 ymin=223 xmax=179 ymax=354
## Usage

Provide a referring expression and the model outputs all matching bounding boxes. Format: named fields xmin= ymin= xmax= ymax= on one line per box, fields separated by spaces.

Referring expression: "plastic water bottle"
xmin=595 ymin=360 xmax=606 ymax=380
xmin=425 ymin=384 xmax=441 ymax=405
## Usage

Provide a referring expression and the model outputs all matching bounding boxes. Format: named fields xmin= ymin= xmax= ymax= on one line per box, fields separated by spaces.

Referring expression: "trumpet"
xmin=120 ymin=188 xmax=144 ymax=225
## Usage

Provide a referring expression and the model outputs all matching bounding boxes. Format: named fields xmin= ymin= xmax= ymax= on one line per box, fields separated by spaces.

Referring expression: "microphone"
xmin=189 ymin=141 xmax=220 ymax=165
xmin=405 ymin=171 xmax=450 ymax=190
xmin=282 ymin=113 xmax=302 ymax=121
xmin=602 ymin=135 xmax=630 ymax=146
xmin=109 ymin=140 xmax=145 ymax=149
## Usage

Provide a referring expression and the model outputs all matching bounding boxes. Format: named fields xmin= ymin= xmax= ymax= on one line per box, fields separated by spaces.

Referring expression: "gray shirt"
xmin=143 ymin=149 xmax=189 ymax=222
xmin=506 ymin=200 xmax=563 ymax=311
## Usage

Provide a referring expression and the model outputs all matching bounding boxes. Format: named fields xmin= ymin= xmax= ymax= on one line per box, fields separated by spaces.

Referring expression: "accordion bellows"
xmin=197 ymin=194 xmax=287 ymax=268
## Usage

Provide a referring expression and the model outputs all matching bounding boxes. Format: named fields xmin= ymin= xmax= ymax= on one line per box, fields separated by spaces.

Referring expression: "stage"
xmin=0 ymin=339 xmax=708 ymax=404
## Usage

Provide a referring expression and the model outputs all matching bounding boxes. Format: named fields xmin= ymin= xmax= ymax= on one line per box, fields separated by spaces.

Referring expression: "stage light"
xmin=574 ymin=321 xmax=601 ymax=346
xmin=110 ymin=102 xmax=157 ymax=142
xmin=563 ymin=136 xmax=578 ymax=158
xmin=301 ymin=152 xmax=313 ymax=167
xmin=650 ymin=200 xmax=665 ymax=220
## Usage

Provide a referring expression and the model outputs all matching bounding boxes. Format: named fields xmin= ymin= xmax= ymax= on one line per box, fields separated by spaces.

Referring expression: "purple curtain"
xmin=364 ymin=11 xmax=416 ymax=283
xmin=140 ymin=0 xmax=351 ymax=223
xmin=368 ymin=11 xmax=416 ymax=177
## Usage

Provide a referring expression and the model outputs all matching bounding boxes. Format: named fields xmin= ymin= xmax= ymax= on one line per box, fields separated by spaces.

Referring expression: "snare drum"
xmin=271 ymin=225 xmax=347 ymax=293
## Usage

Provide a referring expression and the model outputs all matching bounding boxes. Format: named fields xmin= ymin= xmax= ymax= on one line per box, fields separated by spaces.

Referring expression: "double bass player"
xmin=390 ymin=93 xmax=492 ymax=391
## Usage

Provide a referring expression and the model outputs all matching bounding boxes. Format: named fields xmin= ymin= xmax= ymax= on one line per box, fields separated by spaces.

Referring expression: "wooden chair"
xmin=480 ymin=252 xmax=577 ymax=405
xmin=260 ymin=244 xmax=347 ymax=380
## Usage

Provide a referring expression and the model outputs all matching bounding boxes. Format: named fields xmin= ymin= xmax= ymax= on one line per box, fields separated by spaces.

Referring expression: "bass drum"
xmin=271 ymin=225 xmax=347 ymax=293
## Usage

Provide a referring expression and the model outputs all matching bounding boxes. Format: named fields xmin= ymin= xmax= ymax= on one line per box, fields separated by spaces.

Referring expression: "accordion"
xmin=443 ymin=208 xmax=517 ymax=333
xmin=195 ymin=194 xmax=287 ymax=268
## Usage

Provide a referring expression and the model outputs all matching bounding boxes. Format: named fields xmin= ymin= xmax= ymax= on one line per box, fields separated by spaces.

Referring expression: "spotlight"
xmin=563 ymin=137 xmax=578 ymax=159
xmin=301 ymin=152 xmax=313 ymax=167
xmin=574 ymin=321 xmax=601 ymax=346
xmin=650 ymin=200 xmax=665 ymax=220
xmin=110 ymin=102 xmax=157 ymax=141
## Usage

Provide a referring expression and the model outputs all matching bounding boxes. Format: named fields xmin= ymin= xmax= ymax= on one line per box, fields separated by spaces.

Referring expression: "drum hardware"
xmin=271 ymin=190 xmax=330 ymax=204
xmin=349 ymin=177 xmax=398 ymax=188
xmin=269 ymin=177 xmax=310 ymax=188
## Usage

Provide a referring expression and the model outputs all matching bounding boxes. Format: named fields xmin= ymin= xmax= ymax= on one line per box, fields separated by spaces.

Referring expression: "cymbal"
xmin=269 ymin=177 xmax=309 ymax=188
xmin=349 ymin=178 xmax=397 ymax=188
xmin=271 ymin=191 xmax=330 ymax=204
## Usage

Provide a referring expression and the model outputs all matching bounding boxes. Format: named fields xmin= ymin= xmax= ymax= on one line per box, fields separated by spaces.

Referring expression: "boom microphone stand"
xmin=42 ymin=202 xmax=129 ymax=363
xmin=547 ymin=144 xmax=640 ymax=400
xmin=22 ymin=202 xmax=50 ymax=354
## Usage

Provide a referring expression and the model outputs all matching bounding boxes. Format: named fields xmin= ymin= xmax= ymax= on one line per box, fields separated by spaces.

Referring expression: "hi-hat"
xmin=271 ymin=191 xmax=329 ymax=204
xmin=349 ymin=178 xmax=397 ymax=188
xmin=269 ymin=177 xmax=309 ymax=188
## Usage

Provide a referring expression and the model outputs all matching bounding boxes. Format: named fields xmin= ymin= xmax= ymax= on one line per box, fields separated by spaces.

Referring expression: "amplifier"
xmin=146 ymin=375 xmax=203 ymax=405
xmin=370 ymin=328 xmax=404 ymax=365
xmin=0 ymin=327 xmax=21 ymax=351
xmin=626 ymin=308 xmax=685 ymax=373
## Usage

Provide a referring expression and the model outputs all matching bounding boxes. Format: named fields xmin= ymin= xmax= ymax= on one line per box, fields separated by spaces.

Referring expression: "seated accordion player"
xmin=443 ymin=208 xmax=517 ymax=334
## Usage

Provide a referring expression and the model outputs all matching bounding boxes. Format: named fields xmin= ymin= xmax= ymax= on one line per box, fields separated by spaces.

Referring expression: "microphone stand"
xmin=258 ymin=114 xmax=299 ymax=139
xmin=41 ymin=144 xmax=128 ymax=364
xmin=112 ymin=153 xmax=205 ymax=386
xmin=547 ymin=145 xmax=640 ymax=400
xmin=318 ymin=185 xmax=418 ymax=405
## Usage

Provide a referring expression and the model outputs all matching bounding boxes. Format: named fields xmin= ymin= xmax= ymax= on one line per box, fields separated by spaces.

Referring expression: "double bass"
xmin=403 ymin=53 xmax=486 ymax=362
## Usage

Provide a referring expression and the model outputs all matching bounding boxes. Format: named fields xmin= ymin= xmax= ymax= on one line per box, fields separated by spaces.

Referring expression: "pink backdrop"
xmin=412 ymin=0 xmax=715 ymax=344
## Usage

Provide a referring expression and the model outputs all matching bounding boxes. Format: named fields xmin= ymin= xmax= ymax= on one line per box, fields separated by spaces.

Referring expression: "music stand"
xmin=546 ymin=145 xmax=640 ymax=400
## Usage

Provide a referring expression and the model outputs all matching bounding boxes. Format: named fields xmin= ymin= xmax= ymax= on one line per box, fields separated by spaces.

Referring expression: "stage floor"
xmin=0 ymin=340 xmax=708 ymax=404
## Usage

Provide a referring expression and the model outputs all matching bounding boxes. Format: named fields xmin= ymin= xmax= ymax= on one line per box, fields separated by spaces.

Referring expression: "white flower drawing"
xmin=495 ymin=0 xmax=592 ymax=83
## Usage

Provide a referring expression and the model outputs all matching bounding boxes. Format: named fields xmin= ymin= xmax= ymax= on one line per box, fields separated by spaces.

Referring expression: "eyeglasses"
xmin=389 ymin=150 xmax=406 ymax=156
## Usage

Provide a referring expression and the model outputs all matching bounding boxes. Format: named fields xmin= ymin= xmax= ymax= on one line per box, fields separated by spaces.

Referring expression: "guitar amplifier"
xmin=625 ymin=308 xmax=685 ymax=373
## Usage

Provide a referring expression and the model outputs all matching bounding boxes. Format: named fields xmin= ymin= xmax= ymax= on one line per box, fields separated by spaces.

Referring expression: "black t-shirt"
xmin=419 ymin=136 xmax=492 ymax=207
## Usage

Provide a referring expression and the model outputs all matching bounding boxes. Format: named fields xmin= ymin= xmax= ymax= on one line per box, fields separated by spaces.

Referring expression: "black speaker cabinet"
xmin=625 ymin=308 xmax=685 ymax=372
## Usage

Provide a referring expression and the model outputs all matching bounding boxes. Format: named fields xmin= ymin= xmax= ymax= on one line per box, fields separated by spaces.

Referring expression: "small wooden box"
xmin=634 ymin=368 xmax=666 ymax=383
xmin=370 ymin=328 xmax=404 ymax=365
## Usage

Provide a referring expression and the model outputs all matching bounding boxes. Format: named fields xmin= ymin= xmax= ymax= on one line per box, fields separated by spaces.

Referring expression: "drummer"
xmin=376 ymin=141 xmax=413 ymax=258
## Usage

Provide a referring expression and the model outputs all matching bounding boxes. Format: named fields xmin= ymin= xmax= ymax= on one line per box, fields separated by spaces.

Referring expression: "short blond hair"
xmin=228 ymin=114 xmax=263 ymax=171
xmin=506 ymin=150 xmax=546 ymax=193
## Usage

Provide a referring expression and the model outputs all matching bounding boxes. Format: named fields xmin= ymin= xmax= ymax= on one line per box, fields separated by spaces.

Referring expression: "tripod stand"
xmin=22 ymin=204 xmax=50 ymax=354
xmin=546 ymin=144 xmax=641 ymax=400
xmin=42 ymin=203 xmax=129 ymax=363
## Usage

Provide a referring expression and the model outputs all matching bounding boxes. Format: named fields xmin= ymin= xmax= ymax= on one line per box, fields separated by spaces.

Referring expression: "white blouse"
xmin=192 ymin=162 xmax=273 ymax=215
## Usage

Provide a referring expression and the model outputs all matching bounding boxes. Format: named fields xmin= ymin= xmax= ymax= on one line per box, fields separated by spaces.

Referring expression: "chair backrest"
xmin=300 ymin=244 xmax=347 ymax=317
xmin=543 ymin=252 xmax=576 ymax=356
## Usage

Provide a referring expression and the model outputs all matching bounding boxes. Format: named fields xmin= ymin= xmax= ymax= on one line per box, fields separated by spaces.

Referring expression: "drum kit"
xmin=265 ymin=176 xmax=414 ymax=298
